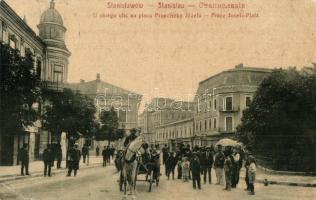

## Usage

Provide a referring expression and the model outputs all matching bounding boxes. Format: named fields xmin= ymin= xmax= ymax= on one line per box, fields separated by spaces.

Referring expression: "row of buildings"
xmin=0 ymin=0 xmax=142 ymax=166
xmin=138 ymin=64 xmax=273 ymax=150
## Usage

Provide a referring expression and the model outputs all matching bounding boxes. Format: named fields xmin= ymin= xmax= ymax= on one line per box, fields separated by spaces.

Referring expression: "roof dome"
xmin=40 ymin=0 xmax=63 ymax=26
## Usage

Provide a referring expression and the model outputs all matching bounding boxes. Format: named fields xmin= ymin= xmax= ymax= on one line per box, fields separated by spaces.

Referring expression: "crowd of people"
xmin=162 ymin=143 xmax=256 ymax=195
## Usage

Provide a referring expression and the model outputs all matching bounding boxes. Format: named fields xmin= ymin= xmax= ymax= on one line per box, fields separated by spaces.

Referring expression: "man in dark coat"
xmin=81 ymin=144 xmax=89 ymax=163
xmin=102 ymin=146 xmax=107 ymax=167
xmin=162 ymin=144 xmax=168 ymax=165
xmin=18 ymin=143 xmax=29 ymax=176
xmin=56 ymin=144 xmax=62 ymax=169
xmin=190 ymin=153 xmax=201 ymax=189
xmin=201 ymin=147 xmax=214 ymax=184
xmin=96 ymin=145 xmax=100 ymax=156
xmin=67 ymin=143 xmax=81 ymax=176
xmin=166 ymin=152 xmax=177 ymax=180
xmin=43 ymin=144 xmax=54 ymax=176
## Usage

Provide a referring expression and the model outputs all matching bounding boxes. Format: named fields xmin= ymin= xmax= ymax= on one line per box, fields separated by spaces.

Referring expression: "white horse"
xmin=122 ymin=136 xmax=146 ymax=199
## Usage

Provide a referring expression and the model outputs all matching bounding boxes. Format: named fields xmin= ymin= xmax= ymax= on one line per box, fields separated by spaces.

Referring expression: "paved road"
xmin=1 ymin=165 xmax=315 ymax=200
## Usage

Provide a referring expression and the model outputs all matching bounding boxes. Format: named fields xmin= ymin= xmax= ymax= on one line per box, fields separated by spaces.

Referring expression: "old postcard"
xmin=0 ymin=0 xmax=315 ymax=199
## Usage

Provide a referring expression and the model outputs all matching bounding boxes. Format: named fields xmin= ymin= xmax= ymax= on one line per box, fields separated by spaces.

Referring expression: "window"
xmin=213 ymin=118 xmax=217 ymax=129
xmin=36 ymin=60 xmax=42 ymax=80
xmin=9 ymin=35 xmax=16 ymax=49
xmin=200 ymin=121 xmax=202 ymax=131
xmin=205 ymin=120 xmax=207 ymax=130
xmin=225 ymin=117 xmax=233 ymax=132
xmin=209 ymin=119 xmax=212 ymax=130
xmin=246 ymin=96 xmax=252 ymax=107
xmin=53 ymin=65 xmax=63 ymax=83
xmin=209 ymin=100 xmax=212 ymax=110
xmin=225 ymin=97 xmax=233 ymax=111
xmin=214 ymin=99 xmax=217 ymax=111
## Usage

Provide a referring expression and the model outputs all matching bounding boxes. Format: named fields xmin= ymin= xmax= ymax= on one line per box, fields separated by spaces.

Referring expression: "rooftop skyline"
xmin=5 ymin=0 xmax=316 ymax=104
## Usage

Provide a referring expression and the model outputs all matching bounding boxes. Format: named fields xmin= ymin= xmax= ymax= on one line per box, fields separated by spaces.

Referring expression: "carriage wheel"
xmin=148 ymin=171 xmax=153 ymax=192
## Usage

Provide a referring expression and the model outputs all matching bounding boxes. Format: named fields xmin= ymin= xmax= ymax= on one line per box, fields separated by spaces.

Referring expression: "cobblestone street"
xmin=1 ymin=164 xmax=315 ymax=200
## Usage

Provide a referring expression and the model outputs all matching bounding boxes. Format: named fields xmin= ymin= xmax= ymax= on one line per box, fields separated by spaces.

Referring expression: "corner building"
xmin=0 ymin=0 xmax=70 ymax=165
xmin=193 ymin=64 xmax=271 ymax=146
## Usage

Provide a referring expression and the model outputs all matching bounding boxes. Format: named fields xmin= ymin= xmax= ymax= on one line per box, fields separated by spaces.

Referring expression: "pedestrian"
xmin=223 ymin=149 xmax=233 ymax=191
xmin=177 ymin=155 xmax=182 ymax=179
xmin=214 ymin=145 xmax=225 ymax=185
xmin=56 ymin=144 xmax=62 ymax=169
xmin=182 ymin=157 xmax=190 ymax=181
xmin=67 ymin=143 xmax=81 ymax=176
xmin=110 ymin=145 xmax=115 ymax=160
xmin=162 ymin=144 xmax=169 ymax=175
xmin=43 ymin=144 xmax=54 ymax=177
xmin=105 ymin=146 xmax=111 ymax=164
xmin=231 ymin=147 xmax=241 ymax=188
xmin=248 ymin=155 xmax=256 ymax=195
xmin=81 ymin=144 xmax=89 ymax=163
xmin=245 ymin=154 xmax=251 ymax=191
xmin=102 ymin=146 xmax=107 ymax=167
xmin=166 ymin=152 xmax=177 ymax=180
xmin=18 ymin=143 xmax=30 ymax=176
xmin=190 ymin=153 xmax=201 ymax=190
xmin=201 ymin=146 xmax=214 ymax=184
xmin=96 ymin=145 xmax=100 ymax=156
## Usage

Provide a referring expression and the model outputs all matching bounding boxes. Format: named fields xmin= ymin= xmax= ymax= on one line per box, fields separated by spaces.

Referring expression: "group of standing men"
xmin=101 ymin=145 xmax=116 ymax=167
xmin=162 ymin=143 xmax=247 ymax=192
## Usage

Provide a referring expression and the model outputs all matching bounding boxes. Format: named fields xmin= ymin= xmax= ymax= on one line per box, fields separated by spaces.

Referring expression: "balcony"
xmin=40 ymin=81 xmax=65 ymax=92
xmin=219 ymin=106 xmax=240 ymax=113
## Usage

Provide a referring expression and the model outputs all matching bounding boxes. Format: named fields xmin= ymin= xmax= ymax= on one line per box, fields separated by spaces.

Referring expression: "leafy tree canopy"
xmin=0 ymin=43 xmax=40 ymax=135
xmin=236 ymin=68 xmax=316 ymax=171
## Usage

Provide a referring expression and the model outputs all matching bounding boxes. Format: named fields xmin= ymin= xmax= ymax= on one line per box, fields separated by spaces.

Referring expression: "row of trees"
xmin=237 ymin=68 xmax=316 ymax=172
xmin=1 ymin=42 xmax=124 ymax=150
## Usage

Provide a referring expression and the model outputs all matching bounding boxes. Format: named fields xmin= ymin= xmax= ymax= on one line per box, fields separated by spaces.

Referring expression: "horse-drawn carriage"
xmin=115 ymin=136 xmax=160 ymax=195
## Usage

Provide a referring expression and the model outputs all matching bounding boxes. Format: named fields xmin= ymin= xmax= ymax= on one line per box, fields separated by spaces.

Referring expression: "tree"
xmin=42 ymin=88 xmax=97 ymax=144
xmin=0 ymin=43 xmax=40 ymax=136
xmin=236 ymin=68 xmax=316 ymax=171
xmin=95 ymin=107 xmax=123 ymax=144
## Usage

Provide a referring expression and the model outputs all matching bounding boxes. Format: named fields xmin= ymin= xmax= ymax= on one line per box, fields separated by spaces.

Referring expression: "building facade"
xmin=139 ymin=98 xmax=195 ymax=148
xmin=66 ymin=74 xmax=142 ymax=132
xmin=193 ymin=64 xmax=272 ymax=146
xmin=0 ymin=0 xmax=70 ymax=165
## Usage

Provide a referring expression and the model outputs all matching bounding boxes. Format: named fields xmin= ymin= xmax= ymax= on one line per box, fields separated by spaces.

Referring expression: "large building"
xmin=66 ymin=74 xmax=142 ymax=131
xmin=140 ymin=64 xmax=272 ymax=149
xmin=0 ymin=0 xmax=70 ymax=165
xmin=139 ymin=98 xmax=195 ymax=148
xmin=193 ymin=64 xmax=272 ymax=146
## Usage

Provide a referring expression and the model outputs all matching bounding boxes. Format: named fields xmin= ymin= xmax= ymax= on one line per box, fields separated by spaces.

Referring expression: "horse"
xmin=121 ymin=136 xmax=147 ymax=198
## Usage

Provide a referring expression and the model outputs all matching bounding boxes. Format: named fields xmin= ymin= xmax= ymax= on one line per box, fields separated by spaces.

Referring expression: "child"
xmin=182 ymin=157 xmax=190 ymax=182
xmin=190 ymin=153 xmax=201 ymax=189
xmin=248 ymin=156 xmax=256 ymax=195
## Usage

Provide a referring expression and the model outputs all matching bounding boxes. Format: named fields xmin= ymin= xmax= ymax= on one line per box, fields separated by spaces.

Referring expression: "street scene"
xmin=1 ymin=0 xmax=316 ymax=200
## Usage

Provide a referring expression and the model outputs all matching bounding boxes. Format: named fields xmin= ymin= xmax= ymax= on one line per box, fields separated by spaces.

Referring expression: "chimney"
xmin=235 ymin=63 xmax=244 ymax=69
xmin=96 ymin=73 xmax=101 ymax=81
xmin=80 ymin=79 xmax=85 ymax=83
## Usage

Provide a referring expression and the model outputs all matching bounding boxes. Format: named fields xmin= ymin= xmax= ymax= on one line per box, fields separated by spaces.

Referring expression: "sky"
xmin=5 ymin=0 xmax=316 ymax=107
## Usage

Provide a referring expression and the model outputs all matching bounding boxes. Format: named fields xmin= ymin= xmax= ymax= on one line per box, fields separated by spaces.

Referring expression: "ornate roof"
xmin=40 ymin=0 xmax=63 ymax=26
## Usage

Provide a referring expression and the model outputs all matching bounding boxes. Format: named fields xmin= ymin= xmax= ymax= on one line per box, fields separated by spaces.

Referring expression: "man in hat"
xmin=43 ymin=144 xmax=54 ymax=177
xmin=190 ymin=152 xmax=201 ymax=189
xmin=214 ymin=144 xmax=225 ymax=185
xmin=67 ymin=143 xmax=81 ymax=176
xmin=18 ymin=143 xmax=30 ymax=176
xmin=201 ymin=146 xmax=214 ymax=184
xmin=124 ymin=128 xmax=138 ymax=147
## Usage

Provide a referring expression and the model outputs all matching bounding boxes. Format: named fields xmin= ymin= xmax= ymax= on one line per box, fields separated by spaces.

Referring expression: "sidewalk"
xmin=0 ymin=156 xmax=104 ymax=183
xmin=239 ymin=167 xmax=316 ymax=187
